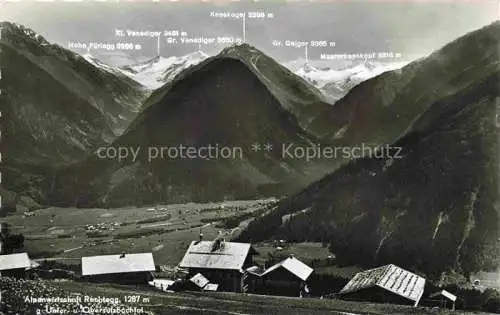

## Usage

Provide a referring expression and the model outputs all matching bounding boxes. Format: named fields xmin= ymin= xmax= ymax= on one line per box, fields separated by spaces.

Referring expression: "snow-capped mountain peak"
xmin=294 ymin=60 xmax=409 ymax=103
xmin=80 ymin=53 xmax=132 ymax=79
xmin=186 ymin=50 xmax=210 ymax=60
xmin=296 ymin=62 xmax=320 ymax=74
xmin=121 ymin=51 xmax=210 ymax=90
xmin=76 ymin=51 xmax=210 ymax=90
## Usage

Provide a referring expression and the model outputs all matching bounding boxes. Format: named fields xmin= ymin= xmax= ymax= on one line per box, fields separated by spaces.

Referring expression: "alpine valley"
xmin=1 ymin=20 xmax=498 ymax=283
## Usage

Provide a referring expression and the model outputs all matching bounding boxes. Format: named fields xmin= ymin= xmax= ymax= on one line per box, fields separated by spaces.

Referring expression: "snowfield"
xmin=82 ymin=51 xmax=210 ymax=90
xmin=122 ymin=51 xmax=210 ymax=90
xmin=295 ymin=61 xmax=409 ymax=89
xmin=294 ymin=61 xmax=409 ymax=103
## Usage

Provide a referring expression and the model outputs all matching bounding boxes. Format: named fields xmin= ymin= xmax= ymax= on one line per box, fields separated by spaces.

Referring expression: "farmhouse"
xmin=0 ymin=252 xmax=34 ymax=278
xmin=338 ymin=264 xmax=426 ymax=306
xmin=81 ymin=253 xmax=155 ymax=284
xmin=178 ymin=238 xmax=257 ymax=292
xmin=248 ymin=255 xmax=313 ymax=296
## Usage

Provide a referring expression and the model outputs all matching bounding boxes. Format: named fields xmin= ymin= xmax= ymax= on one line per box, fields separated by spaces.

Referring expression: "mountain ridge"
xmin=128 ymin=43 xmax=332 ymax=139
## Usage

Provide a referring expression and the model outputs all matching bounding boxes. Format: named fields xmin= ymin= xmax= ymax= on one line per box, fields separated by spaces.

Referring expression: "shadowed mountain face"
xmin=50 ymin=56 xmax=335 ymax=207
xmin=0 ymin=22 xmax=147 ymax=205
xmin=238 ymin=22 xmax=500 ymax=277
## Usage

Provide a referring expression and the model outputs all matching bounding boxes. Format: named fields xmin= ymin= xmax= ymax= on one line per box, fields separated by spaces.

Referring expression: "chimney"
xmin=120 ymin=252 xmax=126 ymax=258
xmin=289 ymin=254 xmax=295 ymax=259
xmin=199 ymin=233 xmax=203 ymax=242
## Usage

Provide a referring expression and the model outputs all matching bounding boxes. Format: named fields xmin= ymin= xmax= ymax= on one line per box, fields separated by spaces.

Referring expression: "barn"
xmin=178 ymin=239 xmax=257 ymax=292
xmin=0 ymin=252 xmax=34 ymax=278
xmin=248 ymin=255 xmax=313 ymax=296
xmin=81 ymin=253 xmax=155 ymax=284
xmin=338 ymin=264 xmax=426 ymax=306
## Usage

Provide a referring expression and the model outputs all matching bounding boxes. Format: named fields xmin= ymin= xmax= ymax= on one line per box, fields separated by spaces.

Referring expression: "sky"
xmin=1 ymin=0 xmax=498 ymax=65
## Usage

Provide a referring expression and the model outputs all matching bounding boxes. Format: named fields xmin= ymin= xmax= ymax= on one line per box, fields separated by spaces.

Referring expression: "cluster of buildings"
xmin=79 ymin=237 xmax=314 ymax=297
xmin=78 ymin=237 xmax=457 ymax=309
xmin=84 ymin=222 xmax=120 ymax=233
xmin=0 ymin=226 xmax=458 ymax=310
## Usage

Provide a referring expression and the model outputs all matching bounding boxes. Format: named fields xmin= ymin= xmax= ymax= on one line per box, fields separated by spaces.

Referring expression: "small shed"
xmin=149 ymin=279 xmax=175 ymax=292
xmin=338 ymin=264 xmax=426 ymax=306
xmin=189 ymin=273 xmax=210 ymax=290
xmin=81 ymin=253 xmax=155 ymax=284
xmin=429 ymin=290 xmax=457 ymax=310
xmin=0 ymin=253 xmax=33 ymax=278
xmin=204 ymin=283 xmax=219 ymax=291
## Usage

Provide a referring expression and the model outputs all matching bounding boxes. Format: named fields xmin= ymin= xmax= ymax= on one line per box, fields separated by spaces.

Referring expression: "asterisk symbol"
xmin=251 ymin=143 xmax=261 ymax=152
xmin=263 ymin=143 xmax=273 ymax=152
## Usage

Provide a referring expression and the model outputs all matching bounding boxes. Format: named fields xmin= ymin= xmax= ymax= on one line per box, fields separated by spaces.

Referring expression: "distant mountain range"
xmin=83 ymin=44 xmax=404 ymax=106
xmin=51 ymin=44 xmax=416 ymax=208
xmin=238 ymin=21 xmax=500 ymax=277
